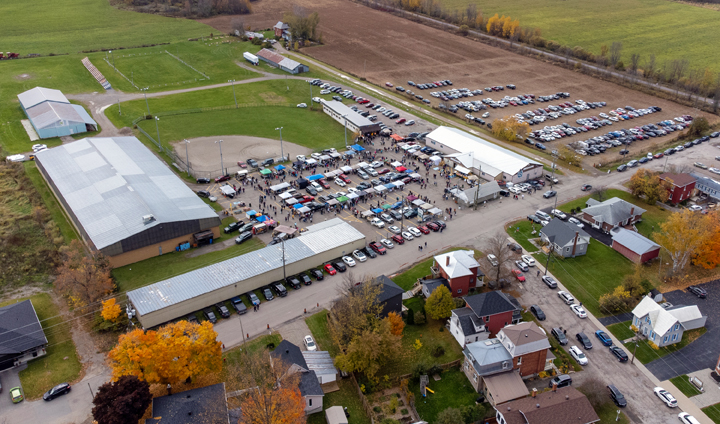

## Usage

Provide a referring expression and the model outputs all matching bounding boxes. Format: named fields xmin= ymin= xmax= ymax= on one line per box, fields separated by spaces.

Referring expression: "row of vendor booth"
xmin=243 ymin=209 xmax=278 ymax=234
xmin=358 ymin=194 xmax=443 ymax=222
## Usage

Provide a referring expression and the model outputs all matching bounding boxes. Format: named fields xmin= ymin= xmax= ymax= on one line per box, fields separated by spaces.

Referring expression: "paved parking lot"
xmin=645 ymin=280 xmax=720 ymax=381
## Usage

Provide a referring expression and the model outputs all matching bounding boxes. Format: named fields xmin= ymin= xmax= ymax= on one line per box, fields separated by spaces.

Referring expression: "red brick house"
xmin=581 ymin=197 xmax=645 ymax=233
xmin=432 ymin=250 xmax=482 ymax=297
xmin=659 ymin=173 xmax=696 ymax=204
xmin=450 ymin=291 xmax=522 ymax=347
xmin=611 ymin=228 xmax=660 ymax=263
xmin=497 ymin=322 xmax=551 ymax=377
xmin=273 ymin=21 xmax=290 ymax=39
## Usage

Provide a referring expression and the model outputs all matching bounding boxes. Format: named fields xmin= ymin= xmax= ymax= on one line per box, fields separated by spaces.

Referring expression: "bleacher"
xmin=82 ymin=57 xmax=112 ymax=90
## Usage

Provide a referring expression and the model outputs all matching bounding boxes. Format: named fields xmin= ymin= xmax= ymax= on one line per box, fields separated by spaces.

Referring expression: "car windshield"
xmin=307 ymin=339 xmax=315 ymax=347
xmin=577 ymin=352 xmax=586 ymax=359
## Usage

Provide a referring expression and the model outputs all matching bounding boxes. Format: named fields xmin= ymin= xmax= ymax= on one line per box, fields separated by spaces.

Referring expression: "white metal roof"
xmin=17 ymin=86 xmax=69 ymax=110
xmin=435 ymin=250 xmax=480 ymax=278
xmin=612 ymin=228 xmax=659 ymax=255
xmin=321 ymin=100 xmax=376 ymax=128
xmin=35 ymin=137 xmax=218 ymax=250
xmin=302 ymin=351 xmax=337 ymax=376
xmin=127 ymin=219 xmax=364 ymax=315
xmin=427 ymin=126 xmax=539 ymax=176
xmin=25 ymin=102 xmax=96 ymax=129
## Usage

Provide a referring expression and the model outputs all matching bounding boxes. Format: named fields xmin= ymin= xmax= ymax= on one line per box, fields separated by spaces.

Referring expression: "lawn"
xmin=113 ymin=238 xmax=265 ymax=292
xmin=392 ymin=248 xmax=483 ymax=291
xmin=24 ymin=162 xmax=79 ymax=243
xmin=606 ymin=321 xmax=636 ymax=341
xmin=0 ymin=294 xmax=82 ymax=399
xmin=0 ymin=0 xmax=210 ymax=55
xmin=670 ymin=375 xmax=703 ymax=398
xmin=437 ymin=0 xmax=720 ymax=70
xmin=593 ymin=400 xmax=631 ymax=424
xmin=224 ymin=333 xmax=282 ymax=364
xmin=307 ymin=378 xmax=371 ymax=424
xmin=506 ymin=220 xmax=542 ymax=253
xmin=607 ymin=321 xmax=708 ymax=364
xmin=411 ymin=367 xmax=480 ymax=423
xmin=703 ymin=404 xmax=720 ymax=424
xmin=306 ymin=310 xmax=339 ymax=357
xmin=554 ymin=189 xmax=671 ymax=240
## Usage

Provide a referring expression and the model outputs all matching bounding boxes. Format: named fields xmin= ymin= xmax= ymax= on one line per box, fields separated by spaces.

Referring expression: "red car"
xmin=323 ymin=264 xmax=337 ymax=275
xmin=338 ymin=174 xmax=351 ymax=184
xmin=237 ymin=161 xmax=247 ymax=168
xmin=426 ymin=222 xmax=440 ymax=232
xmin=396 ymin=118 xmax=406 ymax=124
xmin=385 ymin=82 xmax=393 ymax=87
xmin=318 ymin=179 xmax=330 ymax=189
xmin=299 ymin=195 xmax=314 ymax=204
xmin=377 ymin=168 xmax=390 ymax=175
xmin=653 ymin=153 xmax=664 ymax=159
xmin=391 ymin=235 xmax=404 ymax=244
xmin=366 ymin=103 xmax=375 ymax=108
xmin=215 ymin=175 xmax=231 ymax=183
xmin=369 ymin=242 xmax=386 ymax=255
xmin=360 ymin=99 xmax=370 ymax=104
xmin=418 ymin=225 xmax=430 ymax=234
xmin=512 ymin=269 xmax=526 ymax=282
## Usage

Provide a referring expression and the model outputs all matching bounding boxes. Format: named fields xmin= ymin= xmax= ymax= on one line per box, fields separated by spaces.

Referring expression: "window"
xmin=485 ymin=316 xmax=490 ymax=322
xmin=673 ymin=334 xmax=678 ymax=341
xmin=475 ymin=337 xmax=478 ymax=342
xmin=652 ymin=332 xmax=655 ymax=341
xmin=674 ymin=324 xmax=679 ymax=331
xmin=565 ymin=247 xmax=570 ymax=252
xmin=517 ymin=357 xmax=522 ymax=366
xmin=473 ymin=374 xmax=477 ymax=382
xmin=458 ymin=289 xmax=462 ymax=294
xmin=502 ymin=361 xmax=510 ymax=370
xmin=309 ymin=399 xmax=312 ymax=407
xmin=663 ymin=336 xmax=668 ymax=343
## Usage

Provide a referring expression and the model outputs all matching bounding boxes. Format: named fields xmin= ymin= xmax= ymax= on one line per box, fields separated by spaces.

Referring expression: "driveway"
xmin=645 ymin=280 xmax=720 ymax=381
xmin=0 ymin=365 xmax=25 ymax=410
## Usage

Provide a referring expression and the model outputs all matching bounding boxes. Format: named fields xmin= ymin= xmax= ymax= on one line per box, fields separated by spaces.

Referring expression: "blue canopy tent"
xmin=245 ymin=210 xmax=258 ymax=219
xmin=350 ymin=144 xmax=365 ymax=152
xmin=293 ymin=203 xmax=304 ymax=209
xmin=307 ymin=174 xmax=324 ymax=181
xmin=256 ymin=215 xmax=269 ymax=222
xmin=371 ymin=208 xmax=383 ymax=214
xmin=274 ymin=164 xmax=286 ymax=171
xmin=384 ymin=183 xmax=396 ymax=190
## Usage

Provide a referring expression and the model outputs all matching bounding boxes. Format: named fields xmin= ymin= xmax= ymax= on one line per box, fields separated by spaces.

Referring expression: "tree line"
xmin=115 ymin=0 xmax=252 ymax=18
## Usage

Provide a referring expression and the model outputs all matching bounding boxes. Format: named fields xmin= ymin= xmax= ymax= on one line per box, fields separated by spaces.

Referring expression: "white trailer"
xmin=243 ymin=52 xmax=259 ymax=65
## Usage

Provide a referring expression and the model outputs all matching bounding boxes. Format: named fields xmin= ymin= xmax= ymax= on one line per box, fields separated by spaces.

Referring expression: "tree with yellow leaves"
xmin=108 ymin=320 xmax=222 ymax=385
xmin=486 ymin=14 xmax=501 ymax=36
xmin=386 ymin=311 xmax=405 ymax=336
xmin=628 ymin=169 xmax=671 ymax=204
xmin=491 ymin=115 xmax=530 ymax=142
xmin=693 ymin=211 xmax=720 ymax=269
xmin=654 ymin=209 xmax=710 ymax=274
xmin=55 ymin=240 xmax=114 ymax=308
xmin=101 ymin=298 xmax=122 ymax=323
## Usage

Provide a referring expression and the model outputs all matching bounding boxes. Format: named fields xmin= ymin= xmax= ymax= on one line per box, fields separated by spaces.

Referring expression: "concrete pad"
xmin=21 ymin=119 xmax=39 ymax=141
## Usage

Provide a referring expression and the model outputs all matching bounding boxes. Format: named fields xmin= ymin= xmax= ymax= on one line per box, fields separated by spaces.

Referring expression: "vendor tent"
xmin=364 ymin=187 xmax=375 ymax=194
xmin=391 ymin=161 xmax=402 ymax=167
xmin=361 ymin=210 xmax=375 ymax=218
xmin=420 ymin=203 xmax=433 ymax=210
xmin=429 ymin=156 xmax=441 ymax=166
xmin=418 ymin=154 xmax=429 ymax=160
xmin=356 ymin=162 xmax=369 ymax=168
xmin=396 ymin=166 xmax=407 ymax=172
xmin=347 ymin=192 xmax=359 ymax=200
xmin=256 ymin=215 xmax=270 ymax=222
xmin=428 ymin=207 xmax=442 ymax=216
xmin=374 ymin=185 xmax=387 ymax=192
xmin=407 ymin=195 xmax=418 ymax=201
xmin=245 ymin=210 xmax=258 ymax=218
xmin=393 ymin=181 xmax=405 ymax=187
xmin=350 ymin=144 xmax=365 ymax=151
xmin=391 ymin=134 xmax=403 ymax=142
xmin=324 ymin=171 xmax=336 ymax=178
xmin=298 ymin=206 xmax=311 ymax=213
xmin=274 ymin=225 xmax=297 ymax=235
xmin=260 ymin=169 xmax=272 ymax=175
xmin=330 ymin=152 xmax=341 ymax=158
xmin=319 ymin=155 xmax=331 ymax=161
xmin=371 ymin=208 xmax=383 ymax=214
xmin=279 ymin=192 xmax=293 ymax=199
xmin=340 ymin=166 xmax=352 ymax=173
xmin=308 ymin=174 xmax=324 ymax=181
xmin=412 ymin=199 xmax=425 ymax=206
xmin=293 ymin=203 xmax=303 ymax=209
xmin=285 ymin=198 xmax=298 ymax=205
xmin=305 ymin=158 xmax=317 ymax=165
xmin=274 ymin=164 xmax=286 ymax=171
xmin=337 ymin=196 xmax=349 ymax=203
xmin=410 ymin=173 xmax=422 ymax=179
xmin=270 ymin=182 xmax=290 ymax=192
xmin=382 ymin=204 xmax=392 ymax=209
xmin=327 ymin=199 xmax=339 ymax=206
xmin=384 ymin=183 xmax=395 ymax=190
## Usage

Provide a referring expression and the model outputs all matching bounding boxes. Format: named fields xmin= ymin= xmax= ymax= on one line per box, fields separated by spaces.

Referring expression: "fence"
xmin=348 ymin=373 xmax=375 ymax=424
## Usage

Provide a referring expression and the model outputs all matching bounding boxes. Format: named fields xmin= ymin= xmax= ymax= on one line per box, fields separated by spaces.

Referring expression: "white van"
xmin=236 ymin=170 xmax=248 ymax=180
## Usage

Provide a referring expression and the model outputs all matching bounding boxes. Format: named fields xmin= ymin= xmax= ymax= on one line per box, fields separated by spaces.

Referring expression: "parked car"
xmin=654 ymin=387 xmax=677 ymax=407
xmin=530 ymin=304 xmax=545 ymax=320
xmin=571 ymin=304 xmax=587 ymax=318
xmin=551 ymin=327 xmax=568 ymax=345
xmin=548 ymin=374 xmax=572 ymax=388
xmin=569 ymin=346 xmax=588 ymax=365
xmin=507 ymin=242 xmax=522 ymax=252
xmin=248 ymin=292 xmax=260 ymax=306
xmin=197 ymin=190 xmax=211 ymax=198
xmin=10 ymin=386 xmax=24 ymax=403
xmin=391 ymin=234 xmax=405 ymax=245
xmin=304 ymin=335 xmax=318 ymax=351
xmin=380 ymin=238 xmax=395 ymax=249
xmin=551 ymin=209 xmax=567 ymax=220
xmin=388 ymin=225 xmax=402 ymax=234
xmin=271 ymin=282 xmax=288 ymax=297
xmin=511 ymin=269 xmax=525 ymax=282
xmin=215 ymin=303 xmax=231 ymax=318
xmin=333 ymin=261 xmax=347 ymax=272
xmin=687 ymin=285 xmax=707 ymax=298
xmin=408 ymin=227 xmax=422 ymax=238
xmin=576 ymin=332 xmax=593 ymax=349
xmin=521 ymin=255 xmax=536 ymax=266
xmin=558 ymin=291 xmax=575 ymax=304
xmin=608 ymin=385 xmax=627 ymax=407
xmin=609 ymin=346 xmax=629 ymax=362
xmin=203 ymin=307 xmax=217 ymax=323
xmin=515 ymin=260 xmax=529 ymax=272
xmin=541 ymin=276 xmax=557 ymax=288
xmin=678 ymin=413 xmax=701 ymax=424
xmin=196 ymin=177 xmax=211 ymax=184
xmin=224 ymin=221 xmax=242 ymax=233
xmin=543 ymin=190 xmax=557 ymax=198
xmin=368 ymin=242 xmax=387 ymax=255
xmin=342 ymin=256 xmax=357 ymax=267
xmin=362 ymin=247 xmax=377 ymax=259
xmin=230 ymin=296 xmax=247 ymax=314
xmin=595 ymin=330 xmax=613 ymax=346
xmin=186 ymin=314 xmax=198 ymax=323
xmin=235 ymin=232 xmax=252 ymax=244
xmin=43 ymin=383 xmax=71 ymax=401
xmin=310 ymin=269 xmax=324 ymax=280
xmin=487 ymin=254 xmax=499 ymax=267
xmin=581 ymin=184 xmax=592 ymax=191
xmin=300 ymin=273 xmax=312 ymax=285
xmin=285 ymin=276 xmax=302 ymax=289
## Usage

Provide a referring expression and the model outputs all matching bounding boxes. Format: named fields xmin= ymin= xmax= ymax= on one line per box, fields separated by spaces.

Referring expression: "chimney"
xmin=630 ymin=207 xmax=634 ymax=217
xmin=286 ymin=350 xmax=290 ymax=354
xmin=552 ymin=383 xmax=558 ymax=392
xmin=571 ymin=231 xmax=579 ymax=257
xmin=565 ymin=395 xmax=569 ymax=400
xmin=536 ymin=403 xmax=540 ymax=408
xmin=532 ymin=388 xmax=537 ymax=398
xmin=446 ymin=256 xmax=450 ymax=266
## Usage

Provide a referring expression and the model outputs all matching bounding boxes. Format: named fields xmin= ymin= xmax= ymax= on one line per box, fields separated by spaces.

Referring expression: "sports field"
xmin=0 ymin=0 xmax=210 ymax=55
xmin=437 ymin=0 xmax=720 ymax=70
xmin=104 ymin=51 xmax=204 ymax=88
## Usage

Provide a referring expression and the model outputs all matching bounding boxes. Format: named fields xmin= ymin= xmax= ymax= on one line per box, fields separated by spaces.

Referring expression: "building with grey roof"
xmin=691 ymin=173 xmax=720 ymax=201
xmin=611 ymin=228 xmax=660 ymax=263
xmin=256 ymin=48 xmax=309 ymax=74
xmin=272 ymin=340 xmax=324 ymax=414
xmin=321 ymin=100 xmax=382 ymax=135
xmin=145 ymin=383 xmax=229 ymax=424
xmin=0 ymin=300 xmax=48 ymax=371
xmin=581 ymin=197 xmax=646 ymax=233
xmin=35 ymin=137 xmax=221 ymax=268
xmin=127 ymin=218 xmax=365 ymax=327
xmin=539 ymin=218 xmax=590 ymax=258
xmin=17 ymin=86 xmax=97 ymax=139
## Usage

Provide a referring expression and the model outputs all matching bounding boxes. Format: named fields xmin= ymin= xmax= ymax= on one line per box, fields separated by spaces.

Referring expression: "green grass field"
xmin=438 ymin=0 xmax=720 ymax=70
xmin=24 ymin=162 xmax=79 ymax=243
xmin=703 ymin=404 xmax=720 ymax=424
xmin=0 ymin=294 xmax=82 ymax=399
xmin=670 ymin=375 xmax=703 ymax=398
xmin=0 ymin=0 xmax=211 ymax=55
xmin=412 ymin=368 xmax=481 ymax=423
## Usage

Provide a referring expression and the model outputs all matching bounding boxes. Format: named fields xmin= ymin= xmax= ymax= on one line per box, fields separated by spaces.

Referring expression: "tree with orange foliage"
xmin=654 ymin=209 xmax=710 ymax=274
xmin=55 ymin=239 xmax=114 ymax=308
xmin=227 ymin=349 xmax=306 ymax=424
xmin=486 ymin=14 xmax=500 ymax=36
xmin=693 ymin=211 xmax=720 ymax=269
xmin=108 ymin=320 xmax=222 ymax=385
xmin=386 ymin=311 xmax=405 ymax=336
xmin=491 ymin=115 xmax=531 ymax=142
xmin=101 ymin=298 xmax=122 ymax=322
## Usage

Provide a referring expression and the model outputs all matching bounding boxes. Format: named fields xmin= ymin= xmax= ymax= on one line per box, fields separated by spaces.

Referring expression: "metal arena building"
xmin=321 ymin=100 xmax=381 ymax=135
xmin=17 ymin=87 xmax=97 ymax=139
xmin=35 ymin=137 xmax=221 ymax=267
xmin=128 ymin=219 xmax=366 ymax=328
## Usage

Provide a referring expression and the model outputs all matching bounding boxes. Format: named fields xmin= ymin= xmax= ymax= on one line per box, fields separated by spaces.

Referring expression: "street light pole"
xmin=229 ymin=80 xmax=238 ymax=108
xmin=275 ymin=127 xmax=284 ymax=162
xmin=343 ymin=115 xmax=348 ymax=148
xmin=281 ymin=238 xmax=287 ymax=280
xmin=543 ymin=151 xmax=560 ymax=276
xmin=215 ymin=139 xmax=225 ymax=176
xmin=154 ymin=116 xmax=161 ymax=152
xmin=182 ymin=139 xmax=191 ymax=177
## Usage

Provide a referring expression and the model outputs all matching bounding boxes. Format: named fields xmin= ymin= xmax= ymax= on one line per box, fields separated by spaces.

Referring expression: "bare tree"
xmin=629 ymin=53 xmax=640 ymax=85
xmin=231 ymin=18 xmax=246 ymax=36
xmin=644 ymin=54 xmax=656 ymax=81
xmin=578 ymin=377 xmax=608 ymax=408
xmin=480 ymin=233 xmax=515 ymax=287
xmin=328 ymin=275 xmax=383 ymax=349
xmin=609 ymin=42 xmax=622 ymax=69
xmin=670 ymin=59 xmax=689 ymax=96
xmin=465 ymin=3 xmax=477 ymax=26
xmin=713 ymin=73 xmax=720 ymax=113
xmin=592 ymin=186 xmax=607 ymax=203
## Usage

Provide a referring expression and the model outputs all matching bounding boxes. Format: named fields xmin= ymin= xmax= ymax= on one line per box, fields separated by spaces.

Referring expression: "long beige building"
xmin=127 ymin=219 xmax=365 ymax=328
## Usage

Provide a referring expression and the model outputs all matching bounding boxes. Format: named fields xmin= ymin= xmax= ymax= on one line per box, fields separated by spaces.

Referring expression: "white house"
xmin=631 ymin=297 xmax=707 ymax=347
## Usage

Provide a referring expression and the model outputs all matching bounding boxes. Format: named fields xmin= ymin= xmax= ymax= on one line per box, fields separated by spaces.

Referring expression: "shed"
xmin=302 ymin=350 xmax=337 ymax=384
xmin=611 ymin=228 xmax=660 ymax=263
xmin=648 ymin=289 xmax=663 ymax=303
xmin=325 ymin=406 xmax=348 ymax=424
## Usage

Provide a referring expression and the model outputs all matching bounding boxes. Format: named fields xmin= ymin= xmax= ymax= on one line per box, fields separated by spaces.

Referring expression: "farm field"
xmin=0 ymin=0 xmax=210 ymax=55
xmin=437 ymin=0 xmax=720 ymax=71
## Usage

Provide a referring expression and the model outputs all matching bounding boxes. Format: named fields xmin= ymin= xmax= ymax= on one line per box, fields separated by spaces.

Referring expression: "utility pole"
xmin=117 ymin=99 xmax=121 ymax=116
xmin=110 ymin=50 xmax=115 ymax=72
xmin=275 ymin=127 xmax=284 ymax=162
xmin=663 ymin=154 xmax=670 ymax=173
xmin=229 ymin=80 xmax=238 ymax=108
xmin=131 ymin=70 xmax=133 ymax=87
xmin=630 ymin=338 xmax=639 ymax=364
xmin=182 ymin=139 xmax=191 ymax=176
xmin=281 ymin=238 xmax=287 ymax=280
xmin=142 ymin=88 xmax=150 ymax=115
xmin=215 ymin=139 xmax=225 ymax=176
xmin=154 ymin=116 xmax=161 ymax=151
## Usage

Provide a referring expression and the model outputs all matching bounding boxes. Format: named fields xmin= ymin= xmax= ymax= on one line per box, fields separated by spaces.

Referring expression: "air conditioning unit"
xmin=142 ymin=214 xmax=155 ymax=224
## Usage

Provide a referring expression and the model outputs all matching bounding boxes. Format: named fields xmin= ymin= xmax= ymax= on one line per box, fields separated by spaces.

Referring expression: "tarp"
xmin=396 ymin=166 xmax=407 ymax=172
xmin=308 ymin=174 xmax=324 ymax=181
xmin=391 ymin=134 xmax=403 ymax=141
xmin=371 ymin=208 xmax=383 ymax=214
xmin=340 ymin=166 xmax=352 ymax=173
xmin=350 ymin=144 xmax=365 ymax=152
xmin=374 ymin=185 xmax=387 ymax=192
xmin=305 ymin=158 xmax=317 ymax=165
xmin=337 ymin=196 xmax=349 ymax=203
xmin=285 ymin=198 xmax=298 ymax=205
xmin=246 ymin=210 xmax=258 ymax=218
xmin=391 ymin=161 xmax=402 ymax=167
xmin=279 ymin=192 xmax=293 ymax=199
xmin=260 ymin=169 xmax=272 ymax=175
xmin=293 ymin=203 xmax=303 ymax=209
xmin=274 ymin=164 xmax=286 ymax=171
xmin=298 ymin=206 xmax=311 ymax=213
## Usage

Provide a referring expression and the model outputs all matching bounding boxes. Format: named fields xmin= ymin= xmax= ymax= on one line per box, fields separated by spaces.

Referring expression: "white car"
xmin=688 ymin=205 xmax=702 ymax=212
xmin=571 ymin=304 xmax=587 ymax=318
xmin=558 ymin=291 xmax=575 ymax=304
xmin=709 ymin=167 xmax=720 ymax=175
xmin=297 ymin=103 xmax=307 ymax=108
xmin=482 ymin=112 xmax=490 ymax=118
xmin=311 ymin=153 xmax=322 ymax=159
xmin=401 ymin=231 xmax=414 ymax=241
xmin=297 ymin=155 xmax=307 ymax=162
xmin=487 ymin=254 xmax=499 ymax=267
xmin=654 ymin=387 xmax=678 ymax=408
xmin=568 ymin=217 xmax=584 ymax=228
xmin=370 ymin=161 xmax=383 ymax=168
xmin=388 ymin=225 xmax=402 ymax=234
xmin=304 ymin=335 xmax=317 ymax=351
xmin=380 ymin=238 xmax=394 ymax=249
xmin=678 ymin=412 xmax=701 ymax=424
xmin=6 ymin=154 xmax=25 ymax=162
xmin=352 ymin=249 xmax=367 ymax=262
xmin=347 ymin=187 xmax=358 ymax=194
xmin=311 ymin=182 xmax=323 ymax=192
xmin=521 ymin=255 xmax=536 ymax=266
xmin=342 ymin=256 xmax=356 ymax=267
xmin=569 ymin=345 xmax=588 ymax=365
xmin=320 ymin=89 xmax=331 ymax=95
xmin=334 ymin=178 xmax=346 ymax=187
xmin=551 ymin=209 xmax=567 ymax=220
xmin=408 ymin=227 xmax=422 ymax=237
xmin=371 ymin=218 xmax=385 ymax=228
xmin=312 ymin=97 xmax=322 ymax=103
xmin=32 ymin=144 xmax=48 ymax=152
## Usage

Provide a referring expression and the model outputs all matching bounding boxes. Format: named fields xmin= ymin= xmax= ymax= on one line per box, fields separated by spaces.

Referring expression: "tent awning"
xmin=260 ymin=169 xmax=272 ymax=175
xmin=347 ymin=193 xmax=359 ymax=199
xmin=270 ymin=182 xmax=290 ymax=192
xmin=361 ymin=210 xmax=375 ymax=217
xmin=393 ymin=181 xmax=405 ymax=187
xmin=410 ymin=173 xmax=422 ymax=179
xmin=407 ymin=195 xmax=418 ymax=201
xmin=396 ymin=166 xmax=407 ymax=172
xmin=350 ymin=144 xmax=365 ymax=151
xmin=420 ymin=203 xmax=433 ymax=210
xmin=285 ymin=198 xmax=298 ymax=205
xmin=384 ymin=183 xmax=395 ymax=189
xmin=428 ymin=207 xmax=442 ymax=215
xmin=357 ymin=162 xmax=369 ymax=168
xmin=412 ymin=199 xmax=425 ymax=206
xmin=327 ymin=199 xmax=339 ymax=205
xmin=279 ymin=192 xmax=293 ymax=199
xmin=330 ymin=152 xmax=341 ymax=158
xmin=293 ymin=203 xmax=303 ymax=209
xmin=319 ymin=155 xmax=331 ymax=161
xmin=305 ymin=158 xmax=317 ymax=164
xmin=340 ymin=166 xmax=352 ymax=173
xmin=337 ymin=196 xmax=349 ymax=203
xmin=371 ymin=208 xmax=383 ymax=214
xmin=274 ymin=164 xmax=286 ymax=171
xmin=374 ymin=185 xmax=387 ymax=192
xmin=298 ymin=206 xmax=311 ymax=213
xmin=391 ymin=134 xmax=403 ymax=141
xmin=391 ymin=161 xmax=402 ymax=167
xmin=308 ymin=174 xmax=324 ymax=181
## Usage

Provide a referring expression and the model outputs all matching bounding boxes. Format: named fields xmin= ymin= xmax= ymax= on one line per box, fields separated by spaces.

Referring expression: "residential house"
xmin=273 ymin=21 xmax=290 ymax=39
xmin=431 ymin=250 xmax=483 ymax=297
xmin=581 ymin=197 xmax=646 ymax=232
xmin=372 ymin=275 xmax=404 ymax=318
xmin=631 ymin=297 xmax=707 ymax=347
xmin=302 ymin=350 xmax=337 ymax=384
xmin=496 ymin=322 xmax=552 ymax=378
xmin=420 ymin=277 xmax=450 ymax=299
xmin=144 ymin=383 xmax=231 ymax=424
xmin=462 ymin=339 xmax=528 ymax=406
xmin=659 ymin=173 xmax=696 ymax=204
xmin=691 ymin=173 xmax=720 ymax=202
xmin=450 ymin=291 xmax=521 ymax=347
xmin=647 ymin=288 xmax=663 ymax=303
xmin=0 ymin=299 xmax=48 ymax=371
xmin=539 ymin=218 xmax=591 ymax=257
xmin=271 ymin=340 xmax=325 ymax=414
xmin=494 ymin=386 xmax=600 ymax=424
xmin=611 ymin=228 xmax=660 ymax=263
